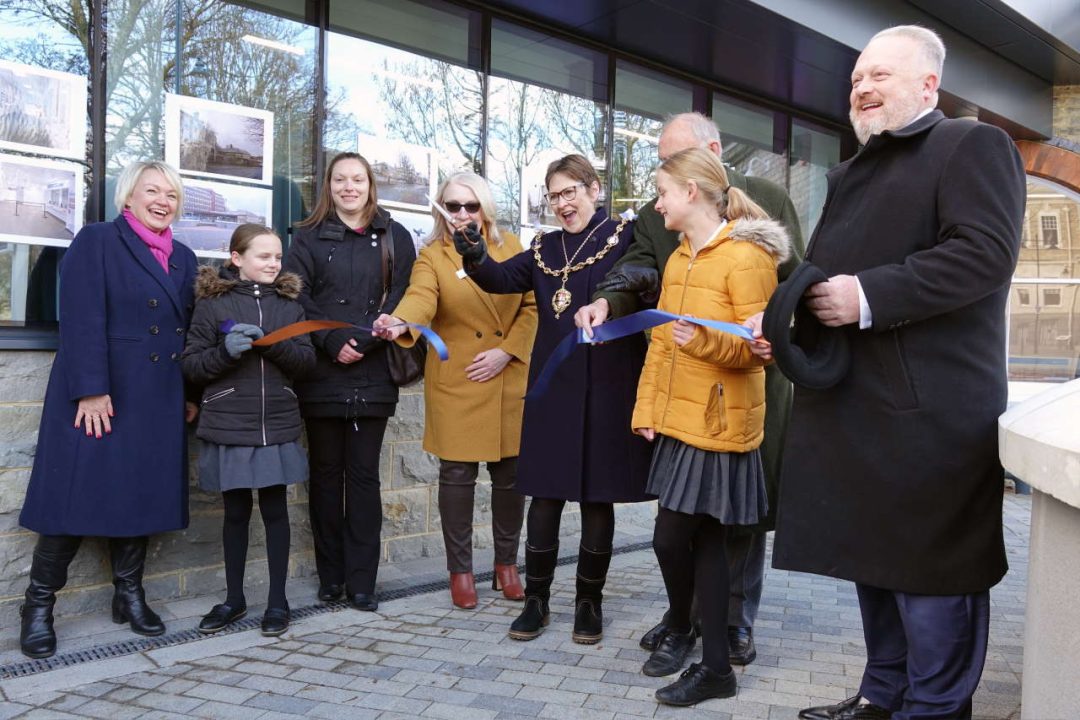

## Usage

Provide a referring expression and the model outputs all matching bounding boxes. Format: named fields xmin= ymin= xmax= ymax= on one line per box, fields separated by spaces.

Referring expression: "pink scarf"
xmin=123 ymin=208 xmax=173 ymax=274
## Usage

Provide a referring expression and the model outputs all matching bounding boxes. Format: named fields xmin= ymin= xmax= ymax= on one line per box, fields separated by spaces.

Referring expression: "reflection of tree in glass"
xmin=611 ymin=111 xmax=661 ymax=214
xmin=371 ymin=55 xmax=483 ymax=176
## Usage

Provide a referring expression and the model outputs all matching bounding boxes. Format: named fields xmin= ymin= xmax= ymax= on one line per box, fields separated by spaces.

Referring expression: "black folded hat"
xmin=762 ymin=262 xmax=851 ymax=390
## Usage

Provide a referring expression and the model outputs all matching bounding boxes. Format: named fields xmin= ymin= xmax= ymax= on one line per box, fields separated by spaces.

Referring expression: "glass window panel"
xmin=326 ymin=32 xmax=483 ymax=244
xmin=713 ymin=93 xmax=787 ymax=193
xmin=789 ymin=118 xmax=841 ymax=240
xmin=486 ymin=77 xmax=608 ymax=235
xmin=0 ymin=3 xmax=89 ymax=327
xmin=615 ymin=60 xmax=693 ymax=120
xmin=611 ymin=62 xmax=692 ymax=217
xmin=610 ymin=111 xmax=661 ymax=217
xmin=1018 ymin=179 xmax=1079 ymax=278
xmin=330 ymin=0 xmax=477 ymax=67
xmin=105 ymin=1 xmax=317 ymax=258
xmin=490 ymin=20 xmax=607 ymax=102
xmin=1008 ymin=283 xmax=1080 ymax=382
xmin=231 ymin=0 xmax=307 ymax=21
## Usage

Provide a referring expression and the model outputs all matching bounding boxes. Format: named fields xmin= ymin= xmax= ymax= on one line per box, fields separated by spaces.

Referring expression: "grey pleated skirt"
xmin=198 ymin=440 xmax=308 ymax=492
xmin=645 ymin=434 xmax=768 ymax=524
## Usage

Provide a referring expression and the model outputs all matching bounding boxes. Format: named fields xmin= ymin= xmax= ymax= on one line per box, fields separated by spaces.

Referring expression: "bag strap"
xmin=378 ymin=221 xmax=395 ymax=310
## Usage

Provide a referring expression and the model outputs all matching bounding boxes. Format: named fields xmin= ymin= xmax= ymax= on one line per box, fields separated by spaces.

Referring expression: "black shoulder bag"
xmin=379 ymin=230 xmax=427 ymax=387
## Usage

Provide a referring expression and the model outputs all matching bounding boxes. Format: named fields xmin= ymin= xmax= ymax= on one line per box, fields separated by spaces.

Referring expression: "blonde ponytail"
xmin=722 ymin=186 xmax=769 ymax=222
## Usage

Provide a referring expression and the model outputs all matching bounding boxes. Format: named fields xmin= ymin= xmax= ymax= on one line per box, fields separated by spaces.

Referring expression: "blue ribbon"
xmin=383 ymin=322 xmax=450 ymax=361
xmin=526 ymin=309 xmax=753 ymax=400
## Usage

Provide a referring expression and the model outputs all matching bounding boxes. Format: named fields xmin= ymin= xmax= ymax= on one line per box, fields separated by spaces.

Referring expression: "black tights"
xmin=653 ymin=507 xmax=731 ymax=673
xmin=526 ymin=497 xmax=614 ymax=553
xmin=223 ymin=484 xmax=290 ymax=610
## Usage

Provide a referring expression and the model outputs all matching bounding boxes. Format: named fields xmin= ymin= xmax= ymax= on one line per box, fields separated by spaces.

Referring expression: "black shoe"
xmin=728 ymin=626 xmax=757 ymax=665
xmin=508 ymin=596 xmax=550 ymax=640
xmin=655 ymin=663 xmax=737 ymax=706
xmin=261 ymin=606 xmax=290 ymax=637
xmin=19 ymin=603 xmax=57 ymax=659
xmin=798 ymin=695 xmax=893 ymax=719
xmin=348 ymin=593 xmax=379 ymax=611
xmin=643 ymin=630 xmax=696 ymax=677
xmin=572 ymin=598 xmax=603 ymax=644
xmin=640 ymin=617 xmax=668 ymax=651
xmin=197 ymin=603 xmax=247 ymax=634
xmin=318 ymin=584 xmax=343 ymax=602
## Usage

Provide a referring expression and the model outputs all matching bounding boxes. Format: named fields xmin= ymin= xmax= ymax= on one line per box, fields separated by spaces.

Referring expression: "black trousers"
xmin=304 ymin=416 xmax=388 ymax=595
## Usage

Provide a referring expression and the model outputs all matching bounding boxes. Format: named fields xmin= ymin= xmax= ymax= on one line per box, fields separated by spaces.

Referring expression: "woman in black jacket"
xmin=283 ymin=152 xmax=416 ymax=610
xmin=181 ymin=224 xmax=315 ymax=636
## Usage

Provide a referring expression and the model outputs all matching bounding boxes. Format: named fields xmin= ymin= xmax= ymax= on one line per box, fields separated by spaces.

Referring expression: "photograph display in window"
xmin=357 ymin=134 xmax=436 ymax=212
xmin=165 ymin=94 xmax=274 ymax=185
xmin=0 ymin=155 xmax=83 ymax=247
xmin=172 ymin=178 xmax=273 ymax=258
xmin=0 ymin=60 xmax=85 ymax=160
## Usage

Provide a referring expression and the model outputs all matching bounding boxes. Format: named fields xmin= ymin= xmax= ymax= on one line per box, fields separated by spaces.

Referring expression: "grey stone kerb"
xmin=999 ymin=378 xmax=1080 ymax=720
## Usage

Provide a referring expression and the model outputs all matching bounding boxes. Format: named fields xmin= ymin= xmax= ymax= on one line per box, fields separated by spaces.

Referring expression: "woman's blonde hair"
xmin=659 ymin=148 xmax=768 ymax=222
xmin=426 ymin=172 xmax=502 ymax=247
xmin=114 ymin=161 xmax=184 ymax=216
xmin=297 ymin=152 xmax=378 ymax=229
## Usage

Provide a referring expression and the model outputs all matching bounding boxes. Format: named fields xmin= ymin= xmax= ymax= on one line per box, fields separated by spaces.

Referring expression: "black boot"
xmin=508 ymin=543 xmax=557 ymax=641
xmin=20 ymin=535 xmax=82 ymax=659
xmin=572 ymin=544 xmax=611 ymax=644
xmin=109 ymin=537 xmax=166 ymax=636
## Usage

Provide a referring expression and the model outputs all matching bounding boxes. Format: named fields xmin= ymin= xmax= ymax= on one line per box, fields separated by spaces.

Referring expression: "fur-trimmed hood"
xmin=726 ymin=217 xmax=792 ymax=266
xmin=194 ymin=264 xmax=303 ymax=300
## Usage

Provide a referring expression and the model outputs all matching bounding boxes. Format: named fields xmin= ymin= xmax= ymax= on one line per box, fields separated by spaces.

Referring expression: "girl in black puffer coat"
xmin=181 ymin=224 xmax=315 ymax=637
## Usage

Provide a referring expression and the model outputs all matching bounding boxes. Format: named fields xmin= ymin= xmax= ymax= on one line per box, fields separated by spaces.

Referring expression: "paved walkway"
xmin=0 ymin=493 xmax=1029 ymax=719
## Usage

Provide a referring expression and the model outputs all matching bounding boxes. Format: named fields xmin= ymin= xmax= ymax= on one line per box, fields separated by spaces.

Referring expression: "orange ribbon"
xmin=252 ymin=320 xmax=353 ymax=346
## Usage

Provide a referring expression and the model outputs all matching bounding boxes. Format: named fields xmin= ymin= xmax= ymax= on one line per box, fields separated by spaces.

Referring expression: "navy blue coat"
xmin=21 ymin=217 xmax=198 ymax=536
xmin=468 ymin=209 xmax=652 ymax=503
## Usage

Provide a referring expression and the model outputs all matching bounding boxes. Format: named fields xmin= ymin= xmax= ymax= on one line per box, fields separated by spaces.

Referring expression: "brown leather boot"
xmin=493 ymin=564 xmax=525 ymax=600
xmin=449 ymin=572 xmax=477 ymax=609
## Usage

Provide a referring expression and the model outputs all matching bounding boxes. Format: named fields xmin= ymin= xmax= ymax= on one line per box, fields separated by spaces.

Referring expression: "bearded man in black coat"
xmin=747 ymin=25 xmax=1026 ymax=720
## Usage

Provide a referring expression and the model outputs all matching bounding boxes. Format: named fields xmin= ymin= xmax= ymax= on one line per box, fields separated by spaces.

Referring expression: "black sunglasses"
xmin=443 ymin=201 xmax=482 ymax=214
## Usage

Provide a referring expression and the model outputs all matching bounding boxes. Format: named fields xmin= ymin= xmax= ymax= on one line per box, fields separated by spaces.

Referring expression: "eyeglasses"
xmin=443 ymin=201 xmax=481 ymax=214
xmin=545 ymin=183 xmax=586 ymax=205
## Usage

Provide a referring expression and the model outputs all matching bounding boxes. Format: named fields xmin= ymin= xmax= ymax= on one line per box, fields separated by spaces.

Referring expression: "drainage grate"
xmin=0 ymin=540 xmax=652 ymax=680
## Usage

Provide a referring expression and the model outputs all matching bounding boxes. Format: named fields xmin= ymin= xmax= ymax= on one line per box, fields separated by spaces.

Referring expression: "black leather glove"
xmin=451 ymin=222 xmax=487 ymax=270
xmin=224 ymin=323 xmax=264 ymax=358
xmin=595 ymin=265 xmax=659 ymax=302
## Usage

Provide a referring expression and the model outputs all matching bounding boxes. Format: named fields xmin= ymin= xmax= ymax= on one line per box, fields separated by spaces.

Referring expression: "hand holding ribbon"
xmin=220 ymin=318 xmax=449 ymax=361
xmin=526 ymin=309 xmax=753 ymax=400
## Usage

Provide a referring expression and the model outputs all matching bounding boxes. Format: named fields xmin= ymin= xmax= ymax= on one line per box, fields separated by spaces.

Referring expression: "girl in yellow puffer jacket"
xmin=632 ymin=147 xmax=790 ymax=707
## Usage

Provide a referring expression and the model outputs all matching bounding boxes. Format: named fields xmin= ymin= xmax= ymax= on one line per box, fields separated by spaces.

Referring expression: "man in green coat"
xmin=575 ymin=112 xmax=805 ymax=668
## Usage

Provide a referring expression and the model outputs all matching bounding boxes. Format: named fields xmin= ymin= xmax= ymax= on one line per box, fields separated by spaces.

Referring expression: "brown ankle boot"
xmin=493 ymin=564 xmax=525 ymax=600
xmin=449 ymin=572 xmax=477 ymax=609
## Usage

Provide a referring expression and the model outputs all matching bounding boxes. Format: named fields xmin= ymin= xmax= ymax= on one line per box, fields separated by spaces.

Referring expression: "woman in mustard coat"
xmin=374 ymin=173 xmax=536 ymax=609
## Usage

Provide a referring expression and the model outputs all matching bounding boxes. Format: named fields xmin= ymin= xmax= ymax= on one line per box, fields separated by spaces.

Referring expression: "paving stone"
xmin=0 ymin=493 xmax=1031 ymax=720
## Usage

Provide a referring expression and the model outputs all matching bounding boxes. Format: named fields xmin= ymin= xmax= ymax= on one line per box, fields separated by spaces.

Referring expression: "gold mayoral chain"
xmin=532 ymin=216 xmax=629 ymax=318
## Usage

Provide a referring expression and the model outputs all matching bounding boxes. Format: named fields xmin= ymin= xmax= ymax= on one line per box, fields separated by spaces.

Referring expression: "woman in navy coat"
xmin=455 ymin=154 xmax=652 ymax=645
xmin=18 ymin=161 xmax=198 ymax=659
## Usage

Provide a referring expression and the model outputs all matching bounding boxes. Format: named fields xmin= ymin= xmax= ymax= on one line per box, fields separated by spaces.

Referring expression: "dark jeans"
xmin=304 ymin=416 xmax=388 ymax=595
xmin=726 ymin=529 xmax=766 ymax=627
xmin=439 ymin=457 xmax=524 ymax=573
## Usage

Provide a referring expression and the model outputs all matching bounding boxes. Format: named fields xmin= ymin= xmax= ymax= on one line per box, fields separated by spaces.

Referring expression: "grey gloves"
xmin=595 ymin=264 xmax=660 ymax=303
xmin=452 ymin=222 xmax=487 ymax=271
xmin=224 ymin=323 xmax=264 ymax=358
